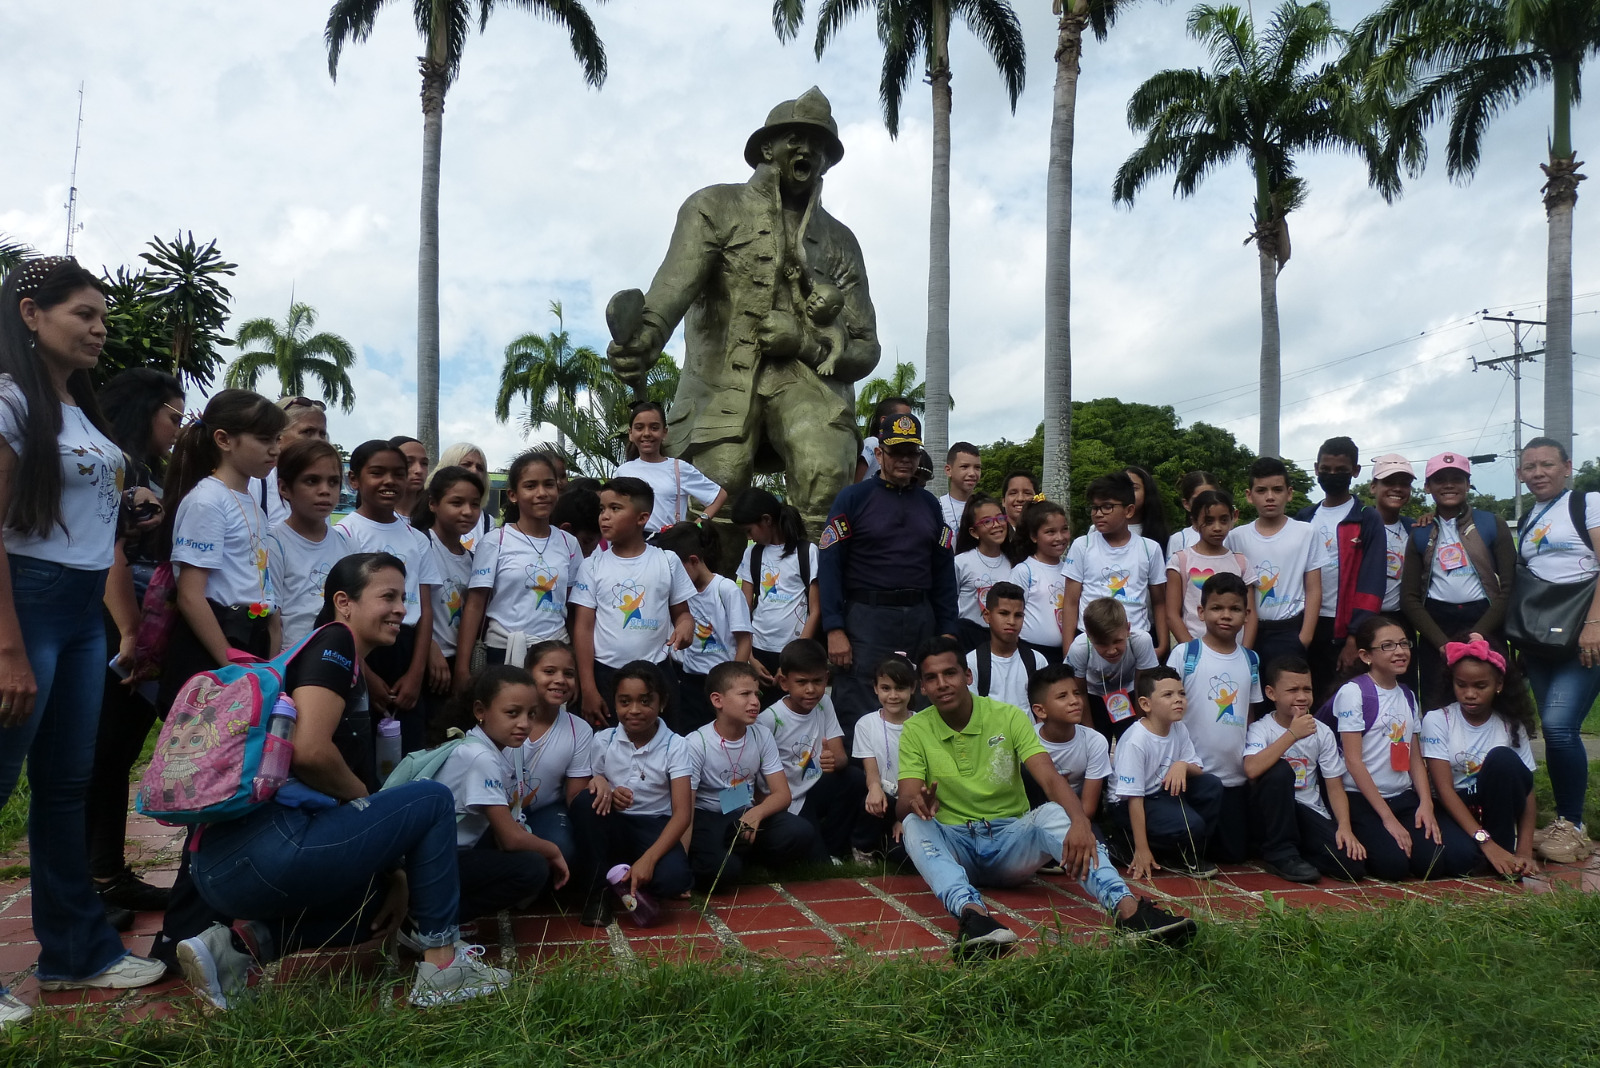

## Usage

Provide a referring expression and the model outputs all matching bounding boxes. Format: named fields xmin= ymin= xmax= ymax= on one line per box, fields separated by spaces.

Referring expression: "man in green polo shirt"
xmin=898 ymin=637 xmax=1197 ymax=958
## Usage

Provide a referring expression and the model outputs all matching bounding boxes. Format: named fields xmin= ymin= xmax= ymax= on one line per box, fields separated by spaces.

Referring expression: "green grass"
xmin=8 ymin=893 xmax=1600 ymax=1066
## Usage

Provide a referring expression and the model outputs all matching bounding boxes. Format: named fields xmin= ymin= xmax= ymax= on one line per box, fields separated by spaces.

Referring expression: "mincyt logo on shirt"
xmin=1255 ymin=561 xmax=1281 ymax=604
xmin=1208 ymin=675 xmax=1244 ymax=724
xmin=611 ymin=582 xmax=658 ymax=630
xmin=526 ymin=567 xmax=561 ymax=610
xmin=1104 ymin=568 xmax=1130 ymax=597
xmin=321 ymin=648 xmax=352 ymax=670
xmin=174 ymin=536 xmax=216 ymax=553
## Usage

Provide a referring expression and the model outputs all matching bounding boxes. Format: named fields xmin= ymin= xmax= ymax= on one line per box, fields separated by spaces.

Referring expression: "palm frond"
xmin=772 ymin=0 xmax=808 ymax=40
xmin=325 ymin=0 xmax=392 ymax=79
xmin=499 ymin=0 xmax=608 ymax=87
xmin=954 ymin=0 xmax=1027 ymax=110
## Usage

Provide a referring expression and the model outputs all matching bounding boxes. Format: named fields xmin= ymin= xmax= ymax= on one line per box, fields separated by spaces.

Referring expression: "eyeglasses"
xmin=277 ymin=396 xmax=326 ymax=412
xmin=975 ymin=514 xmax=1008 ymax=528
xmin=1088 ymin=503 xmax=1122 ymax=515
xmin=1372 ymin=639 xmax=1414 ymax=654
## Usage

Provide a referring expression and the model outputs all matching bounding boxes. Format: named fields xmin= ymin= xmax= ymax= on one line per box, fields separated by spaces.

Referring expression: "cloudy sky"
xmin=5 ymin=0 xmax=1596 ymax=500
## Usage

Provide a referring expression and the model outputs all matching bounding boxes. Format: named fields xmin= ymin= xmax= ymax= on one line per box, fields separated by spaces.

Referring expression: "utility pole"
xmin=1476 ymin=314 xmax=1544 ymax=524
xmin=64 ymin=83 xmax=85 ymax=256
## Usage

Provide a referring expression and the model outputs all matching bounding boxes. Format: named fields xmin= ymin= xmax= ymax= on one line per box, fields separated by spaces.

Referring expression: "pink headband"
xmin=1444 ymin=638 xmax=1505 ymax=675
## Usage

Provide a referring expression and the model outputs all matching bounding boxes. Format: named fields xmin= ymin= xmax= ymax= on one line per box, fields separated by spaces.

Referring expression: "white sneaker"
xmin=177 ymin=923 xmax=258 ymax=1010
xmin=0 ymin=992 xmax=31 ymax=1029
xmin=37 ymin=953 xmax=166 ymax=991
xmin=408 ymin=943 xmax=512 ymax=1008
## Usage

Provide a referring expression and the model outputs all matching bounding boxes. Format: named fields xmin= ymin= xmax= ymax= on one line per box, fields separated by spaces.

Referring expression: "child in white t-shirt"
xmin=938 ymin=441 xmax=982 ymax=534
xmin=454 ymin=451 xmax=584 ymax=693
xmin=1166 ymin=488 xmax=1255 ymax=646
xmin=1332 ymin=616 xmax=1440 ymax=881
xmin=1165 ymin=572 xmax=1262 ymax=865
xmin=1165 ymin=471 xmax=1219 ymax=557
xmin=160 ymin=390 xmax=287 ymax=713
xmin=654 ymin=521 xmax=753 ymax=735
xmin=1421 ymin=635 xmax=1539 ymax=878
xmin=411 ymin=465 xmax=483 ymax=732
xmin=570 ymin=477 xmax=696 ymax=727
xmin=613 ymin=401 xmax=726 ymax=534
xmin=1243 ymin=657 xmax=1364 ymax=882
xmin=334 ymin=439 xmax=442 ymax=752
xmin=1069 ymin=597 xmax=1159 ymax=741
xmin=1225 ymin=456 xmax=1322 ymax=671
xmin=953 ymin=494 xmax=1011 ymax=653
xmin=965 ymin=581 xmax=1038 ymax=712
xmin=850 ymin=655 xmax=914 ymax=863
xmin=731 ymin=488 xmax=819 ymax=696
xmin=1027 ymin=665 xmax=1111 ymax=822
xmin=756 ymin=639 xmax=862 ymax=862
xmin=1007 ymin=499 xmax=1070 ymax=664
xmin=569 ymin=660 xmax=695 ymax=927
xmin=1063 ymin=473 xmax=1167 ymax=654
xmin=265 ymin=438 xmax=350 ymax=651
xmin=1105 ymin=667 xmax=1223 ymax=880
xmin=431 ymin=663 xmax=573 ymax=921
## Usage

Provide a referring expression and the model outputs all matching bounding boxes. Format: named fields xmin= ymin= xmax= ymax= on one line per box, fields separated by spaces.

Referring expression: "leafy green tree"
xmin=325 ymin=0 xmax=607 ymax=461
xmin=855 ymin=359 xmax=928 ymax=438
xmin=225 ymin=300 xmax=357 ymax=411
xmin=94 ymin=234 xmax=237 ymax=390
xmin=774 ymin=0 xmax=1026 ymax=463
xmin=1576 ymin=457 xmax=1600 ymax=496
xmin=531 ymin=357 xmax=681 ymax=479
xmin=1112 ymin=1 xmax=1394 ymax=457
xmin=496 ymin=300 xmax=605 ymax=455
xmin=1358 ymin=0 xmax=1600 ymax=460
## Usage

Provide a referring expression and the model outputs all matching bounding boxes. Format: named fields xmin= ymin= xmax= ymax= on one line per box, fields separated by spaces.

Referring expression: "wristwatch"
xmin=1473 ymin=829 xmax=1491 ymax=844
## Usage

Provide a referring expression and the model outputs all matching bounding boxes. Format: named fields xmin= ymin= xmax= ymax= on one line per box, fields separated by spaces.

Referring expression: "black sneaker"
xmin=1258 ymin=855 xmax=1322 ymax=884
xmin=1159 ymin=853 xmax=1220 ymax=880
xmin=104 ymin=902 xmax=135 ymax=933
xmin=581 ymin=895 xmax=614 ymax=928
xmin=953 ymin=910 xmax=1019 ymax=961
xmin=1115 ymin=897 xmax=1198 ymax=946
xmin=97 ymin=868 xmax=171 ymax=912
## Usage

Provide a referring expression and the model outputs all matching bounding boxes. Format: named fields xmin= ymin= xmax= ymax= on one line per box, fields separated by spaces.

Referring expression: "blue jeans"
xmin=902 ymin=804 xmax=1132 ymax=917
xmin=191 ymin=781 xmax=461 ymax=960
xmin=0 ymin=558 xmax=126 ymax=982
xmin=1524 ymin=655 xmax=1600 ymax=823
xmin=523 ymin=801 xmax=577 ymax=867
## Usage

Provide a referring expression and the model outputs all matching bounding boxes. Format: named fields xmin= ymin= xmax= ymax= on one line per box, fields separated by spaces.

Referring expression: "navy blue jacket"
xmin=818 ymin=476 xmax=959 ymax=636
xmin=1295 ymin=501 xmax=1403 ymax=640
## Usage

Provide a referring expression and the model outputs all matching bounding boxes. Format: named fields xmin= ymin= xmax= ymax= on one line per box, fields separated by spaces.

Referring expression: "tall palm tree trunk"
xmin=1043 ymin=4 xmax=1086 ymax=504
xmin=417 ymin=54 xmax=447 ymax=461
xmin=925 ymin=0 xmax=953 ymax=462
xmin=1254 ymin=172 xmax=1281 ymax=458
xmin=1543 ymin=61 xmax=1582 ymax=459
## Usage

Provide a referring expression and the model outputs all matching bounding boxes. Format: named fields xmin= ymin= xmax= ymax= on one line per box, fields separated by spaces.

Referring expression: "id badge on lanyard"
xmin=719 ymin=780 xmax=754 ymax=814
xmin=1436 ymin=542 xmax=1468 ymax=572
xmin=1105 ymin=689 xmax=1135 ymax=724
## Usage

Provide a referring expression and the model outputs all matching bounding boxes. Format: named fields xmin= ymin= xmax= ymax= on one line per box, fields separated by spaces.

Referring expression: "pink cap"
xmin=1425 ymin=452 xmax=1471 ymax=480
xmin=1371 ymin=453 xmax=1415 ymax=481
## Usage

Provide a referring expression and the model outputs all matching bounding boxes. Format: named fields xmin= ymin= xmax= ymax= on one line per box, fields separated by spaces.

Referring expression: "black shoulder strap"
xmin=798 ymin=541 xmax=812 ymax=590
xmin=1570 ymin=490 xmax=1595 ymax=551
xmin=1020 ymin=645 xmax=1038 ymax=687
xmin=751 ymin=544 xmax=765 ymax=601
xmin=976 ymin=643 xmax=992 ymax=697
xmin=259 ymin=475 xmax=269 ymax=511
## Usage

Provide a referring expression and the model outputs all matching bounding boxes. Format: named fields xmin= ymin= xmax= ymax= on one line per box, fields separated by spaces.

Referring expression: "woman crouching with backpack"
xmin=178 ymin=553 xmax=510 ymax=1010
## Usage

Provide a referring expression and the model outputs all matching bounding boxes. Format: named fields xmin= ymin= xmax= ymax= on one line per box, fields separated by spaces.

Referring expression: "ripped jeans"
xmin=901 ymin=803 xmax=1131 ymax=918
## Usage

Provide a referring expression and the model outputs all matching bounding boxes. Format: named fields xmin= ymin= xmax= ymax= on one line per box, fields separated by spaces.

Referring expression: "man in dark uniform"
xmin=820 ymin=413 xmax=959 ymax=731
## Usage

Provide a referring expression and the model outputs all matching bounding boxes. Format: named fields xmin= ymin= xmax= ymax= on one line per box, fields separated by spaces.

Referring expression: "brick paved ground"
xmin=3 ymin=808 xmax=1597 ymax=1025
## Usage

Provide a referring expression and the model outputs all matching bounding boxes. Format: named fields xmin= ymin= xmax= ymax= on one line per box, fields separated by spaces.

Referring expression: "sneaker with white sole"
xmin=408 ymin=943 xmax=512 ymax=1007
xmin=37 ymin=952 xmax=166 ymax=991
xmin=177 ymin=923 xmax=258 ymax=1010
xmin=0 ymin=991 xmax=31 ymax=1029
xmin=952 ymin=910 xmax=1019 ymax=961
xmin=1535 ymin=818 xmax=1593 ymax=864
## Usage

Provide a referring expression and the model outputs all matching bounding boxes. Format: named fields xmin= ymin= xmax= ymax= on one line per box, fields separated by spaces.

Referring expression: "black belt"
xmin=848 ymin=589 xmax=927 ymax=607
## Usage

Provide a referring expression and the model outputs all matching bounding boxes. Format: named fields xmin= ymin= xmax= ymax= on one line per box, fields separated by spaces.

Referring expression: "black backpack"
xmin=749 ymin=543 xmax=812 ymax=603
xmin=974 ymin=643 xmax=1039 ymax=699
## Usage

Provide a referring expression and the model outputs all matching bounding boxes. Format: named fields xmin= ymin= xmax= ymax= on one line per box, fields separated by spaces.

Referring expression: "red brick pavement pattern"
xmin=3 ymin=809 xmax=1598 ymax=1023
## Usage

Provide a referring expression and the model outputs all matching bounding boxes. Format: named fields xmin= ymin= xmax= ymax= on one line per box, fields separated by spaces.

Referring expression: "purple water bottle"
xmin=606 ymin=864 xmax=660 ymax=927
xmin=252 ymin=694 xmax=297 ymax=800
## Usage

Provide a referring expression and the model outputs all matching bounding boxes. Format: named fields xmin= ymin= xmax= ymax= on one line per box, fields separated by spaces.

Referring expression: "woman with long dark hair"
xmin=0 ymin=258 xmax=165 ymax=1022
xmin=86 ymin=369 xmax=184 ymax=921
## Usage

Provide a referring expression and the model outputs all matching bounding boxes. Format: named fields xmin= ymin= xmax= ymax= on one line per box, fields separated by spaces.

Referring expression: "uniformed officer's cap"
xmin=880 ymin=413 xmax=924 ymax=448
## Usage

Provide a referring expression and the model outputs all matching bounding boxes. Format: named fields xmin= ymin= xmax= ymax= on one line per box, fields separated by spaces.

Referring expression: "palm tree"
xmin=0 ymin=236 xmax=32 ymax=277
xmin=1113 ymin=1 xmax=1395 ymax=456
xmin=1358 ymin=0 xmax=1600 ymax=459
xmin=325 ymin=0 xmax=607 ymax=460
xmin=225 ymin=300 xmax=358 ymax=412
xmin=855 ymin=359 xmax=929 ymax=437
xmin=773 ymin=0 xmax=1026 ymax=464
xmin=1043 ymin=0 xmax=1141 ymax=503
xmin=533 ymin=357 xmax=681 ymax=477
xmin=496 ymin=300 xmax=605 ymax=454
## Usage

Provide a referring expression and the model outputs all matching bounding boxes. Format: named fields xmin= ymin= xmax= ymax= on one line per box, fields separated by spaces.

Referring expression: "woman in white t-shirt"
xmin=0 ymin=257 xmax=167 ymax=999
xmin=1421 ymin=636 xmax=1539 ymax=878
xmin=159 ymin=389 xmax=287 ymax=714
xmin=1333 ymin=616 xmax=1443 ymax=881
xmin=731 ymin=488 xmax=819 ymax=696
xmin=613 ymin=401 xmax=726 ymax=534
xmin=1514 ymin=437 xmax=1600 ymax=862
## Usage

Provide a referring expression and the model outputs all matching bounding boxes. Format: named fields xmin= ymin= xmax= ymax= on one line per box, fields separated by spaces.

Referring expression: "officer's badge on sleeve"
xmin=819 ymin=516 xmax=851 ymax=550
xmin=937 ymin=525 xmax=954 ymax=550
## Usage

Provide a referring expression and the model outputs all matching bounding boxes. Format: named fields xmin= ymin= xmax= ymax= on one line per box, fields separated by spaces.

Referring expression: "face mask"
xmin=1318 ymin=472 xmax=1353 ymax=497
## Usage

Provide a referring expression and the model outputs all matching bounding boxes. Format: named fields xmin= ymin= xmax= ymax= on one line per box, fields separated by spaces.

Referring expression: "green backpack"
xmin=381 ymin=729 xmax=497 ymax=821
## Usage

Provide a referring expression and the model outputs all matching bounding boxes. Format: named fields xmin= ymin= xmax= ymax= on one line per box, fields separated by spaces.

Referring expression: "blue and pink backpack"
xmin=136 ymin=623 xmax=358 ymax=826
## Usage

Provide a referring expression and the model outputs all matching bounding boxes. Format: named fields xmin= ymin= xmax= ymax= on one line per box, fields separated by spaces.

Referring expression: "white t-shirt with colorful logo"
xmin=674 ymin=572 xmax=753 ymax=676
xmin=1064 ymin=530 xmax=1167 ymax=635
xmin=468 ymin=525 xmax=585 ymax=641
xmin=1420 ymin=703 xmax=1536 ymax=792
xmin=266 ymin=522 xmax=351 ymax=648
xmin=174 ymin=476 xmax=275 ymax=609
xmin=955 ymin=548 xmax=1012 ymax=626
xmin=333 ymin=510 xmax=441 ymax=627
xmin=1110 ymin=720 xmax=1202 ymax=803
xmin=736 ymin=542 xmax=817 ymax=653
xmin=571 ymin=544 xmax=697 ymax=666
xmin=1224 ymin=518 xmax=1323 ymax=622
xmin=1310 ymin=499 xmax=1356 ymax=617
xmin=1167 ymin=640 xmax=1263 ymax=787
xmin=756 ymin=696 xmax=845 ymax=814
xmin=427 ymin=530 xmax=473 ymax=657
xmin=1009 ymin=556 xmax=1067 ymax=647
xmin=1333 ymin=679 xmax=1418 ymax=798
xmin=1243 ymin=715 xmax=1346 ymax=820
xmin=1519 ymin=490 xmax=1600 ymax=584
xmin=1168 ymin=547 xmax=1254 ymax=639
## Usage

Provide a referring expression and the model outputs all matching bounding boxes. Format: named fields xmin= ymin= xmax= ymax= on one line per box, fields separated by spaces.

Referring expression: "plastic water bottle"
xmin=376 ymin=716 xmax=403 ymax=782
xmin=606 ymin=864 xmax=660 ymax=928
xmin=252 ymin=695 xmax=297 ymax=800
